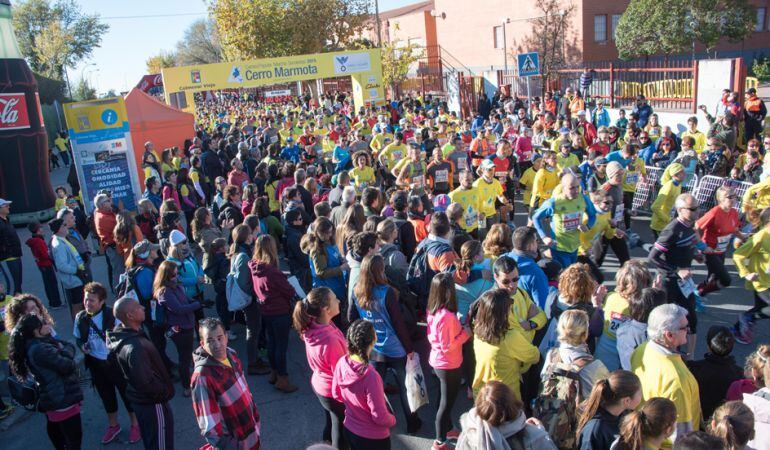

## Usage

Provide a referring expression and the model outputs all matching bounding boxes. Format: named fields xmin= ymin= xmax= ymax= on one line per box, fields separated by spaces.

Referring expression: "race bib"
xmin=614 ymin=204 xmax=624 ymax=223
xmin=495 ymin=171 xmax=507 ymax=181
xmin=715 ymin=234 xmax=732 ymax=253
xmin=457 ymin=157 xmax=467 ymax=170
xmin=412 ymin=175 xmax=424 ymax=189
xmin=562 ymin=212 xmax=582 ymax=231
xmin=625 ymin=173 xmax=639 ymax=185
xmin=678 ymin=277 xmax=696 ymax=298
xmin=464 ymin=209 xmax=478 ymax=228
xmin=435 ymin=170 xmax=449 ymax=184
xmin=392 ymin=150 xmax=404 ymax=160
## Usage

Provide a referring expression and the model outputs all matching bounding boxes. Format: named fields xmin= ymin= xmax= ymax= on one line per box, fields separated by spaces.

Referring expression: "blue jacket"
xmin=142 ymin=189 xmax=163 ymax=211
xmin=280 ymin=145 xmax=301 ymax=163
xmin=633 ymin=104 xmax=653 ymax=128
xmin=639 ymin=143 xmax=657 ymax=165
xmin=591 ymin=108 xmax=610 ymax=128
xmin=605 ymin=150 xmax=634 ymax=168
xmin=456 ymin=266 xmax=495 ymax=326
xmin=504 ymin=250 xmax=550 ymax=310
xmin=167 ymin=255 xmax=204 ymax=299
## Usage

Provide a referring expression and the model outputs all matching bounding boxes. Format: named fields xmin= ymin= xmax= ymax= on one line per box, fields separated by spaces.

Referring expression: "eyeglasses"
xmin=682 ymin=206 xmax=699 ymax=211
xmin=661 ymin=143 xmax=670 ymax=146
xmin=726 ymin=195 xmax=737 ymax=199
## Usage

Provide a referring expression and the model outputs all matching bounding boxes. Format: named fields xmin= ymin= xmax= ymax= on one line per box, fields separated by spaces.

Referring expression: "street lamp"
xmin=502 ymin=18 xmax=511 ymax=73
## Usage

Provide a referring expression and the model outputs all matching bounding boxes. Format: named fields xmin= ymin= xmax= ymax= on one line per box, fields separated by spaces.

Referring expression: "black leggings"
xmin=372 ymin=356 xmax=418 ymax=428
xmin=46 ymin=413 xmax=82 ymax=450
xmin=748 ymin=290 xmax=770 ymax=321
xmin=169 ymin=328 xmax=194 ymax=389
xmin=460 ymin=340 xmax=475 ymax=391
xmin=317 ymin=393 xmax=347 ymax=450
xmin=623 ymin=191 xmax=634 ymax=230
xmin=87 ymin=356 xmax=133 ymax=414
xmin=344 ymin=427 xmax=390 ymax=450
xmin=705 ymin=253 xmax=731 ymax=287
xmin=597 ymin=236 xmax=630 ymax=267
xmin=434 ymin=368 xmax=462 ymax=442
xmin=577 ymin=254 xmax=605 ymax=284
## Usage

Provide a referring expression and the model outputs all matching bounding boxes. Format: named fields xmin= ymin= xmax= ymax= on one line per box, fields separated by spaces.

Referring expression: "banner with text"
xmin=63 ymin=97 xmax=140 ymax=214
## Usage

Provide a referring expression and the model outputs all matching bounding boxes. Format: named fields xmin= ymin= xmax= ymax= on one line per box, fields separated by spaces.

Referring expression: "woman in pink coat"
xmin=332 ymin=320 xmax=396 ymax=450
xmin=427 ymin=273 xmax=471 ymax=450
xmin=293 ymin=287 xmax=348 ymax=449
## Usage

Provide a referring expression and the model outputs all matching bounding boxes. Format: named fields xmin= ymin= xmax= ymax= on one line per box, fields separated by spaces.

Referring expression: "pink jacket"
xmin=427 ymin=307 xmax=470 ymax=370
xmin=302 ymin=321 xmax=347 ymax=398
xmin=332 ymin=355 xmax=396 ymax=439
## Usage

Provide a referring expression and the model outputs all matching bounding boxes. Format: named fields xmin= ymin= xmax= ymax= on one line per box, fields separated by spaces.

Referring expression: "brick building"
xmin=368 ymin=0 xmax=770 ymax=71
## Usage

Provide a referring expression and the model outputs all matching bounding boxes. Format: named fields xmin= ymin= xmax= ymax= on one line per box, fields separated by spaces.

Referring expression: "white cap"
xmin=0 ymin=198 xmax=11 ymax=207
xmin=169 ymin=229 xmax=187 ymax=246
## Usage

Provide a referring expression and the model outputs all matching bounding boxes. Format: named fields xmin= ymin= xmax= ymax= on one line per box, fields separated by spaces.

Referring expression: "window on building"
xmin=493 ymin=25 xmax=504 ymax=49
xmin=757 ymin=7 xmax=766 ymax=32
xmin=594 ymin=15 xmax=607 ymax=42
xmin=612 ymin=14 xmax=621 ymax=40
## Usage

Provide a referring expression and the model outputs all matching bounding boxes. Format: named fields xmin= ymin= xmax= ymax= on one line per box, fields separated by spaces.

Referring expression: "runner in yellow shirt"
xmin=530 ymin=151 xmax=559 ymax=210
xmin=378 ymin=132 xmax=407 ymax=171
xmin=473 ymin=159 xmax=508 ymax=231
xmin=519 ymin=154 xmax=542 ymax=210
xmin=348 ymin=152 xmax=376 ymax=194
xmin=449 ymin=169 xmax=482 ymax=234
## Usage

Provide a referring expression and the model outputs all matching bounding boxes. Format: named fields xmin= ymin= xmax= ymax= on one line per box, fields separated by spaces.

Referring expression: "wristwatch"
xmin=528 ymin=320 xmax=538 ymax=330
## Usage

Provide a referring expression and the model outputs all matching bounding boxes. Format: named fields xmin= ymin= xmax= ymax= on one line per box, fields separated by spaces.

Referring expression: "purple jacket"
xmin=157 ymin=283 xmax=200 ymax=330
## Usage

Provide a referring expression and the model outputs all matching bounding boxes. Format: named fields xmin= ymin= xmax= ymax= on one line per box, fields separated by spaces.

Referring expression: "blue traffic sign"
xmin=517 ymin=52 xmax=540 ymax=77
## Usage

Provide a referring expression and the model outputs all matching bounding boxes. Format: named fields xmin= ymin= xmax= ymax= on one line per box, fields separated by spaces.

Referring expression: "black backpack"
xmin=406 ymin=240 xmax=448 ymax=305
xmin=115 ymin=266 xmax=149 ymax=307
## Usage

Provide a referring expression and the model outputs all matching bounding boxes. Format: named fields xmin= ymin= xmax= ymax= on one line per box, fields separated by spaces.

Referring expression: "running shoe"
xmin=101 ymin=425 xmax=121 ymax=444
xmin=432 ymin=441 xmax=451 ymax=450
xmin=446 ymin=429 xmax=461 ymax=441
xmin=128 ymin=425 xmax=141 ymax=444
xmin=734 ymin=313 xmax=755 ymax=345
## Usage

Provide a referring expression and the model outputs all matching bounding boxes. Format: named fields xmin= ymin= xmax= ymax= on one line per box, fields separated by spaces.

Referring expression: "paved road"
xmin=1 ymin=165 xmax=766 ymax=449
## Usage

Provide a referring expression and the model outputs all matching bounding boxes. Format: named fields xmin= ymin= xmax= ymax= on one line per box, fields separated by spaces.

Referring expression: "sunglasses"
xmin=682 ymin=206 xmax=699 ymax=211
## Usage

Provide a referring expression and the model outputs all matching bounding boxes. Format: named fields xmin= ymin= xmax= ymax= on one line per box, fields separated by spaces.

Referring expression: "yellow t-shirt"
xmin=473 ymin=329 xmax=540 ymax=401
xmin=449 ymin=187 xmax=481 ymax=232
xmin=519 ymin=167 xmax=537 ymax=206
xmin=601 ymin=292 xmax=631 ymax=340
xmin=579 ymin=211 xmax=617 ymax=255
xmin=622 ymin=157 xmax=646 ymax=193
xmin=734 ymin=227 xmax=770 ymax=292
xmin=349 ymin=166 xmax=376 ymax=192
xmin=473 ymin=177 xmax=504 ymax=217
xmin=370 ymin=133 xmax=393 ymax=155
xmin=530 ymin=168 xmax=559 ymax=208
xmin=506 ymin=288 xmax=546 ymax=343
xmin=681 ymin=130 xmax=707 ymax=154
xmin=54 ymin=137 xmax=68 ymax=153
xmin=650 ymin=180 xmax=682 ymax=232
xmin=556 ymin=153 xmax=579 ymax=172
xmin=380 ymin=143 xmax=407 ymax=170
xmin=217 ymin=357 xmax=232 ymax=368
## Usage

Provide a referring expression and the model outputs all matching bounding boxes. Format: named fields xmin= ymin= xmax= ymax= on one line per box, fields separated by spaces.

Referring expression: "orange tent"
xmin=124 ymin=88 xmax=195 ymax=186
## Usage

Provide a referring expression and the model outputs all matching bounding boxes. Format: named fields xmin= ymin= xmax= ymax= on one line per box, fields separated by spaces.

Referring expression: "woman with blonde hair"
xmin=710 ymin=401 xmax=755 ymax=450
xmin=595 ymin=259 xmax=652 ymax=371
xmin=336 ymin=203 xmax=365 ymax=255
xmin=742 ymin=344 xmax=770 ymax=448
xmin=541 ymin=309 xmax=609 ymax=399
xmin=481 ymin=223 xmax=513 ymax=269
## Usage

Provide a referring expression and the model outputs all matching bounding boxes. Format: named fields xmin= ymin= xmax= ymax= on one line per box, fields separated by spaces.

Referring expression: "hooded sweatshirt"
xmin=26 ymin=234 xmax=54 ymax=268
xmin=248 ymin=260 xmax=295 ymax=316
xmin=302 ymin=321 xmax=348 ymax=398
xmin=456 ymin=409 xmax=557 ymax=450
xmin=332 ymin=355 xmax=396 ymax=439
xmin=427 ymin=307 xmax=470 ymax=370
xmin=744 ymin=388 xmax=770 ymax=449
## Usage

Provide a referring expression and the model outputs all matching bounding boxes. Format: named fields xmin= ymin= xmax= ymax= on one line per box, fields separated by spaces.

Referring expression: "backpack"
xmin=226 ymin=253 xmax=252 ymax=312
xmin=392 ymin=217 xmax=408 ymax=248
xmin=406 ymin=240 xmax=447 ymax=304
xmin=532 ymin=349 xmax=592 ymax=450
xmin=115 ymin=266 xmax=147 ymax=306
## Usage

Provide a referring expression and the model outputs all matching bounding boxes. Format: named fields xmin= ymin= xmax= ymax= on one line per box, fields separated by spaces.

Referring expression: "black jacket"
xmin=218 ymin=202 xmax=244 ymax=228
xmin=687 ymin=353 xmax=744 ymax=420
xmin=392 ymin=212 xmax=417 ymax=261
xmin=0 ymin=216 xmax=22 ymax=260
xmin=106 ymin=326 xmax=174 ymax=405
xmin=297 ymin=185 xmax=315 ymax=221
xmin=204 ymin=251 xmax=229 ymax=296
xmin=26 ymin=337 xmax=83 ymax=412
xmin=577 ymin=407 xmax=622 ymax=450
xmin=200 ymin=150 xmax=224 ymax=182
xmin=284 ymin=223 xmax=309 ymax=271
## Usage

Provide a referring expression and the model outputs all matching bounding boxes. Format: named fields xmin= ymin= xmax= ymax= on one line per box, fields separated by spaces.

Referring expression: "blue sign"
xmin=101 ymin=108 xmax=118 ymax=125
xmin=81 ymin=155 xmax=137 ymax=212
xmin=517 ymin=52 xmax=540 ymax=77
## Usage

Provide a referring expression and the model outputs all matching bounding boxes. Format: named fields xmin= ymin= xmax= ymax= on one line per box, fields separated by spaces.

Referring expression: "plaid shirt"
xmin=191 ymin=347 xmax=260 ymax=449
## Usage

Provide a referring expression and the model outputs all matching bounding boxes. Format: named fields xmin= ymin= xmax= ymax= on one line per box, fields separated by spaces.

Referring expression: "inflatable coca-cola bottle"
xmin=0 ymin=0 xmax=55 ymax=223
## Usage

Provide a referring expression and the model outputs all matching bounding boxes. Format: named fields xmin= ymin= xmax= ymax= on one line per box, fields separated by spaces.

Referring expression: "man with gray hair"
xmin=648 ymin=193 xmax=704 ymax=359
xmin=330 ymin=185 xmax=357 ymax=227
xmin=630 ymin=303 xmax=702 ymax=445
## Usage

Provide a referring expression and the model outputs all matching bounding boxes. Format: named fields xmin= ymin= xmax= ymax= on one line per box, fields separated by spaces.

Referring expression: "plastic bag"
xmin=404 ymin=353 xmax=428 ymax=413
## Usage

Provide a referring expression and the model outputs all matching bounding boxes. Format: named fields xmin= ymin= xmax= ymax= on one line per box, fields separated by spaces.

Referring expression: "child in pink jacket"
xmin=293 ymin=287 xmax=348 ymax=449
xmin=332 ymin=320 xmax=396 ymax=450
xmin=426 ymin=273 xmax=471 ymax=449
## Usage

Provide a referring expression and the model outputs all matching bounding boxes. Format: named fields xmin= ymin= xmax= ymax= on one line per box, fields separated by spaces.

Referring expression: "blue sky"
xmin=59 ymin=0 xmax=415 ymax=94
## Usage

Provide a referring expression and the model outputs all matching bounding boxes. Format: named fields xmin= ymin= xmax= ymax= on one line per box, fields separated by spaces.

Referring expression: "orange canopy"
xmin=124 ymin=88 xmax=195 ymax=186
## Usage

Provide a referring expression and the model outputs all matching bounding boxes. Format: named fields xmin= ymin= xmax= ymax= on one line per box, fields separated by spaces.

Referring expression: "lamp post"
xmin=374 ymin=0 xmax=382 ymax=47
xmin=502 ymin=18 xmax=511 ymax=74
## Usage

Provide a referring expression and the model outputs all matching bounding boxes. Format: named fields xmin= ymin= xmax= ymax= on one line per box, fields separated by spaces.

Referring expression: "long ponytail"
xmin=577 ymin=370 xmax=641 ymax=438
xmin=8 ymin=314 xmax=45 ymax=380
xmin=616 ymin=397 xmax=677 ymax=450
xmin=292 ymin=287 xmax=333 ymax=337
xmin=711 ymin=401 xmax=755 ymax=450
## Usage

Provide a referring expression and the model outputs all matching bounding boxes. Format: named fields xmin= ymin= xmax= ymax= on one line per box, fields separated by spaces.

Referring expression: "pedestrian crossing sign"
xmin=517 ymin=52 xmax=540 ymax=77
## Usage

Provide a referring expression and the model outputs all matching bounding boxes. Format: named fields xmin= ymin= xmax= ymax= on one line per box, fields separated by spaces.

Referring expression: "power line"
xmin=100 ymin=12 xmax=207 ymax=20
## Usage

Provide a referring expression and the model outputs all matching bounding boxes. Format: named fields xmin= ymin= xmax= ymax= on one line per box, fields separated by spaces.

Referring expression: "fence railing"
xmin=498 ymin=59 xmax=698 ymax=113
xmin=631 ymin=166 xmax=752 ymax=214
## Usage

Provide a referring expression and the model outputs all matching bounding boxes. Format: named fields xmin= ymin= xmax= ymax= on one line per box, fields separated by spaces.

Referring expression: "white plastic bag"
xmin=404 ymin=353 xmax=428 ymax=412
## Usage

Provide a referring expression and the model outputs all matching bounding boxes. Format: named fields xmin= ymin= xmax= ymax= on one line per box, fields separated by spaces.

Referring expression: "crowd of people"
xmin=0 ymin=82 xmax=768 ymax=450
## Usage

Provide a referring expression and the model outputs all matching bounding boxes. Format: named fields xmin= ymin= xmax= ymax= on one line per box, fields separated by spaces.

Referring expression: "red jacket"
xmin=247 ymin=260 xmax=295 ymax=316
xmin=25 ymin=235 xmax=53 ymax=268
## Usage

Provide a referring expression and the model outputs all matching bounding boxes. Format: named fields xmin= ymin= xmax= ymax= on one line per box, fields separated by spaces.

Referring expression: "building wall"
xmin=386 ymin=10 xmax=432 ymax=46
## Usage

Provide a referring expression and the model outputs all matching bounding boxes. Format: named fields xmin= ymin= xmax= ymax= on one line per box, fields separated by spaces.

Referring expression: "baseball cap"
xmin=0 ymin=198 xmax=12 ymax=207
xmin=169 ymin=229 xmax=187 ymax=246
xmin=480 ymin=159 xmax=496 ymax=170
xmin=286 ymin=136 xmax=294 ymax=142
xmin=559 ymin=127 xmax=570 ymax=134
xmin=433 ymin=194 xmax=450 ymax=213
xmin=531 ymin=153 xmax=543 ymax=163
xmin=133 ymin=240 xmax=160 ymax=259
xmin=594 ymin=157 xmax=608 ymax=166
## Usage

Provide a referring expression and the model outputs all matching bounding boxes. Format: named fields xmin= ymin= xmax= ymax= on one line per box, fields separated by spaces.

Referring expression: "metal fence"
xmin=693 ymin=175 xmax=753 ymax=213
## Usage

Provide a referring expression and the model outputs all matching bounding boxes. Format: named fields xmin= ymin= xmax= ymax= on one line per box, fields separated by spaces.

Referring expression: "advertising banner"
xmin=63 ymin=97 xmax=140 ymax=214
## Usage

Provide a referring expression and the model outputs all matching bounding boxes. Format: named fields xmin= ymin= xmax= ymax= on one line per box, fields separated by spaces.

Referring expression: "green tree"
xmin=72 ymin=77 xmax=95 ymax=101
xmin=146 ymin=51 xmax=177 ymax=74
xmin=208 ymin=0 xmax=371 ymax=61
xmin=381 ymin=40 xmax=424 ymax=94
xmin=616 ymin=0 xmax=757 ymax=59
xmin=518 ymin=0 xmax=578 ymax=85
xmin=13 ymin=0 xmax=109 ymax=79
xmin=175 ymin=18 xmax=223 ymax=66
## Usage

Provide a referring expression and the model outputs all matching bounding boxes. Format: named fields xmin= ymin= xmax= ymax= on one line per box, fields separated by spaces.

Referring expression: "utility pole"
xmin=502 ymin=18 xmax=510 ymax=73
xmin=374 ymin=0 xmax=382 ymax=47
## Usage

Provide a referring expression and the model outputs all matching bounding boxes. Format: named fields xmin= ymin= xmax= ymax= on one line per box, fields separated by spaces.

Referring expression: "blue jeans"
xmin=263 ymin=313 xmax=291 ymax=375
xmin=551 ymin=249 xmax=577 ymax=269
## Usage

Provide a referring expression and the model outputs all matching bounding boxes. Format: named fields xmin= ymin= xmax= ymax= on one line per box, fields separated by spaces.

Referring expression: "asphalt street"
xmin=1 ymin=165 xmax=766 ymax=450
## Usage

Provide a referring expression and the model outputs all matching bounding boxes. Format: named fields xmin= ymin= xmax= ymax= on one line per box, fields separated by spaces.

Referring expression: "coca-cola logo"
xmin=0 ymin=93 xmax=31 ymax=131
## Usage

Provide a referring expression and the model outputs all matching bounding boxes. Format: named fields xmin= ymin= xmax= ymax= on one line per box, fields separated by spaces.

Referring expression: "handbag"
xmin=9 ymin=375 xmax=40 ymax=411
